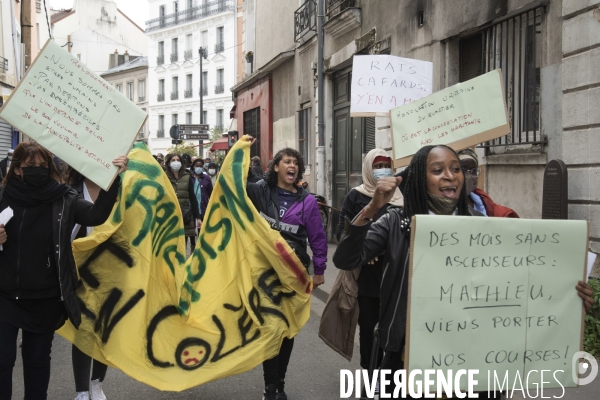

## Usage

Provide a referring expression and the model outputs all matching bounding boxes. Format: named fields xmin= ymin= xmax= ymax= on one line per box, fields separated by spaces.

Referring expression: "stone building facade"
xmin=232 ymin=0 xmax=598 ymax=247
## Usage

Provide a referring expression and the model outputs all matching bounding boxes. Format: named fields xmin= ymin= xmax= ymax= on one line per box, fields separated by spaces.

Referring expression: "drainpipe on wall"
xmin=316 ymin=0 xmax=325 ymax=197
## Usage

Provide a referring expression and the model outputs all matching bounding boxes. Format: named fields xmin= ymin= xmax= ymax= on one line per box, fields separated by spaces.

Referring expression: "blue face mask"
xmin=373 ymin=168 xmax=393 ymax=181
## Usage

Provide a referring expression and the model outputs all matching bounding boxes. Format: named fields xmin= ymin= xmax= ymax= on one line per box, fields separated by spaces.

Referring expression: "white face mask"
xmin=208 ymin=169 xmax=216 ymax=175
xmin=194 ymin=167 xmax=203 ymax=175
xmin=170 ymin=161 xmax=182 ymax=171
xmin=373 ymin=168 xmax=393 ymax=181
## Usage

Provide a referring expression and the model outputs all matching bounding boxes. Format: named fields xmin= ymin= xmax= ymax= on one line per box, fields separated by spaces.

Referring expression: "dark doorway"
xmin=243 ymin=107 xmax=261 ymax=158
xmin=331 ymin=68 xmax=375 ymax=241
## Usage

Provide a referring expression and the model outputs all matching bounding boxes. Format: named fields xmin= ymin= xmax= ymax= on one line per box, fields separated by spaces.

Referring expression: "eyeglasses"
xmin=462 ymin=167 xmax=481 ymax=177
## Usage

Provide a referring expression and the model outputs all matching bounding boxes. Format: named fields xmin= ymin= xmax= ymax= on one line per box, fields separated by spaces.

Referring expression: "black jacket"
xmin=246 ymin=180 xmax=310 ymax=251
xmin=0 ymin=178 xmax=120 ymax=328
xmin=336 ymin=189 xmax=393 ymax=297
xmin=333 ymin=207 xmax=481 ymax=355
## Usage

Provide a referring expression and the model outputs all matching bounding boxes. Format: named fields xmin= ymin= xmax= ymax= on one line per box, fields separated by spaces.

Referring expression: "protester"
xmin=156 ymin=153 xmax=165 ymax=167
xmin=333 ymin=144 xmax=594 ymax=399
xmin=191 ymin=158 xmax=213 ymax=227
xmin=165 ymin=153 xmax=201 ymax=252
xmin=0 ymin=142 xmax=127 ymax=399
xmin=250 ymin=156 xmax=263 ymax=180
xmin=321 ymin=149 xmax=403 ymax=398
xmin=63 ymin=166 xmax=108 ymax=400
xmin=180 ymin=153 xmax=192 ymax=172
xmin=457 ymin=148 xmax=519 ymax=217
xmin=206 ymin=162 xmax=219 ymax=185
xmin=246 ymin=144 xmax=327 ymax=400
xmin=0 ymin=149 xmax=13 ymax=178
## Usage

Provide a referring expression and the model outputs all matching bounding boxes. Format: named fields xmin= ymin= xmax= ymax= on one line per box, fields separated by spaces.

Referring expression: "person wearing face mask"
xmin=190 ymin=158 xmax=213 ymax=228
xmin=0 ymin=142 xmax=128 ymax=399
xmin=165 ymin=153 xmax=202 ymax=252
xmin=0 ymin=149 xmax=14 ymax=178
xmin=206 ymin=162 xmax=219 ymax=185
xmin=457 ymin=148 xmax=519 ymax=218
xmin=320 ymin=149 xmax=403 ymax=399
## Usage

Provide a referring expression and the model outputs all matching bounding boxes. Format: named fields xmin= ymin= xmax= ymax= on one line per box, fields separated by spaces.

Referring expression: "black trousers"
xmin=0 ymin=322 xmax=55 ymax=400
xmin=262 ymin=337 xmax=294 ymax=386
xmin=188 ymin=235 xmax=197 ymax=251
xmin=357 ymin=296 xmax=382 ymax=370
xmin=72 ymin=344 xmax=108 ymax=392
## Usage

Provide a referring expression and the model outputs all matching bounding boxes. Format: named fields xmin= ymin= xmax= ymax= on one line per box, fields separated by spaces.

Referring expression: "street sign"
xmin=181 ymin=133 xmax=209 ymax=140
xmin=179 ymin=124 xmax=210 ymax=131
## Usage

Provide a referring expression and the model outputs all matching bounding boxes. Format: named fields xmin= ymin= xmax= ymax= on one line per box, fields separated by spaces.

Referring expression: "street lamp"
xmin=199 ymin=46 xmax=208 ymax=155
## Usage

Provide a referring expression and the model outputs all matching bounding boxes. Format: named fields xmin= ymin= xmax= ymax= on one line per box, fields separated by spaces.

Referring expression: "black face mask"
xmin=21 ymin=166 xmax=50 ymax=187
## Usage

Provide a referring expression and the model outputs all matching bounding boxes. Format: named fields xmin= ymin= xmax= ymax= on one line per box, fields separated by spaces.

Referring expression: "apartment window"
xmin=158 ymin=115 xmax=165 ymax=137
xmin=157 ymin=41 xmax=165 ymax=65
xmin=187 ymin=0 xmax=193 ymax=9
xmin=459 ymin=6 xmax=543 ymax=149
xmin=171 ymin=38 xmax=179 ymax=62
xmin=172 ymin=113 xmax=178 ymax=127
xmin=201 ymin=30 xmax=208 ymax=48
xmin=201 ymin=71 xmax=208 ymax=95
xmin=186 ymin=112 xmax=192 ymax=124
xmin=159 ymin=5 xmax=166 ymax=27
xmin=127 ymin=82 xmax=134 ymax=101
xmin=138 ymin=80 xmax=146 ymax=101
xmin=216 ymin=109 xmax=224 ymax=129
xmin=202 ymin=110 xmax=207 ymax=124
xmin=77 ymin=54 xmax=81 ymax=61
xmin=298 ymin=107 xmax=311 ymax=164
xmin=158 ymin=79 xmax=165 ymax=101
xmin=116 ymin=84 xmax=122 ymax=93
xmin=215 ymin=68 xmax=224 ymax=93
xmin=36 ymin=24 xmax=40 ymax=49
xmin=185 ymin=34 xmax=193 ymax=60
xmin=173 ymin=1 xmax=178 ymax=13
xmin=185 ymin=74 xmax=193 ymax=98
xmin=171 ymin=76 xmax=179 ymax=100
xmin=215 ymin=26 xmax=224 ymax=53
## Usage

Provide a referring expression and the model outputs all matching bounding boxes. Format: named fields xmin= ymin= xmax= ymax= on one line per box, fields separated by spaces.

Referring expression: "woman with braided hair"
xmin=333 ymin=144 xmax=593 ymax=399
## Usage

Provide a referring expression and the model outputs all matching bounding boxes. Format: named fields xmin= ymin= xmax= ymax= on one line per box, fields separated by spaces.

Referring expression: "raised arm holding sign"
xmin=0 ymin=39 xmax=147 ymax=190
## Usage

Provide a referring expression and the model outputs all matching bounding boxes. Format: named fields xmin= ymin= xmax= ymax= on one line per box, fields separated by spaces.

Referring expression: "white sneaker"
xmin=74 ymin=392 xmax=89 ymax=400
xmin=89 ymin=379 xmax=107 ymax=400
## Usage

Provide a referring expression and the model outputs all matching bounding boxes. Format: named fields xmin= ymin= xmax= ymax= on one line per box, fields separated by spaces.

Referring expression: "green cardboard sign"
xmin=0 ymin=39 xmax=147 ymax=190
xmin=390 ymin=70 xmax=509 ymax=168
xmin=407 ymin=215 xmax=588 ymax=393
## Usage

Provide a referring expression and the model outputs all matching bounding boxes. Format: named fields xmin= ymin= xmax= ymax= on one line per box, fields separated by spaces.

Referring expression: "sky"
xmin=50 ymin=0 xmax=149 ymax=29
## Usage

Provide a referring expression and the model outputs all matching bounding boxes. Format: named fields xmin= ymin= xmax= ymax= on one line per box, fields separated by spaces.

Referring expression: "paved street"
xmin=10 ymin=243 xmax=600 ymax=399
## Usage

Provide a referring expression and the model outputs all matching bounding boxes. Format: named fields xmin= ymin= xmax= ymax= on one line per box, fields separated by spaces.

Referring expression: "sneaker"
xmin=74 ymin=392 xmax=89 ymax=400
xmin=262 ymin=383 xmax=277 ymax=400
xmin=89 ymin=379 xmax=106 ymax=400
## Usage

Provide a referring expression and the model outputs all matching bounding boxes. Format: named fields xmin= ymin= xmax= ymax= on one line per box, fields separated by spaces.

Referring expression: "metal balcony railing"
xmin=0 ymin=56 xmax=8 ymax=72
xmin=325 ymin=0 xmax=356 ymax=20
xmin=157 ymin=129 xmax=165 ymax=137
xmin=170 ymin=53 xmax=178 ymax=62
xmin=170 ymin=91 xmax=179 ymax=100
xmin=200 ymin=87 xmax=208 ymax=96
xmin=215 ymin=84 xmax=224 ymax=94
xmin=157 ymin=94 xmax=165 ymax=102
xmin=184 ymin=89 xmax=193 ymax=98
xmin=294 ymin=0 xmax=316 ymax=42
xmin=214 ymin=42 xmax=225 ymax=53
xmin=146 ymin=0 xmax=234 ymax=32
xmin=157 ymin=55 xmax=164 ymax=65
xmin=184 ymin=49 xmax=193 ymax=60
xmin=138 ymin=96 xmax=145 ymax=102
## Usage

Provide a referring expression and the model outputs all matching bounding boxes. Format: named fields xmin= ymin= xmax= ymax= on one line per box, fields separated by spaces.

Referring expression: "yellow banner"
xmin=58 ymin=138 xmax=312 ymax=391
